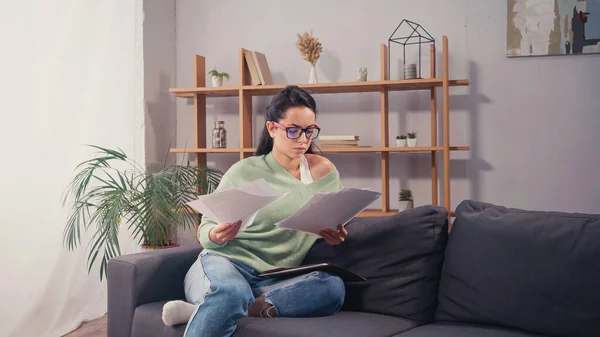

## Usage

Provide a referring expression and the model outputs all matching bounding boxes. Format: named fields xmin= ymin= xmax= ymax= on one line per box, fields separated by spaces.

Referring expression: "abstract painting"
xmin=507 ymin=0 xmax=600 ymax=56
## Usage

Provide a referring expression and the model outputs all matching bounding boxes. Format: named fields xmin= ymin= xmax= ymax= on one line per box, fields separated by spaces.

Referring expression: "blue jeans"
xmin=182 ymin=252 xmax=345 ymax=337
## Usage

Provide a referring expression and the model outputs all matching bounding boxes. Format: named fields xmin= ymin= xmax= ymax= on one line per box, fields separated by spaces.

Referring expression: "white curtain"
xmin=0 ymin=1 xmax=145 ymax=336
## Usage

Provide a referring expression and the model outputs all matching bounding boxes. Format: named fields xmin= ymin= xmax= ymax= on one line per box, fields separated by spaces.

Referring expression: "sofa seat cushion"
xmin=394 ymin=322 xmax=547 ymax=337
xmin=132 ymin=301 xmax=186 ymax=337
xmin=235 ymin=311 xmax=418 ymax=337
xmin=436 ymin=200 xmax=600 ymax=337
xmin=132 ymin=301 xmax=418 ymax=337
xmin=303 ymin=205 xmax=449 ymax=323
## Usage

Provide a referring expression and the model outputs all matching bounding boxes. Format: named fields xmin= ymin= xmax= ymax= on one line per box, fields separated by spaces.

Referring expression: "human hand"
xmin=319 ymin=224 xmax=348 ymax=245
xmin=209 ymin=220 xmax=242 ymax=245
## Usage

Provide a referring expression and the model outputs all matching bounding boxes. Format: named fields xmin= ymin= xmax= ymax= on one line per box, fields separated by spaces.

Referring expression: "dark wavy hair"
xmin=255 ymin=85 xmax=320 ymax=156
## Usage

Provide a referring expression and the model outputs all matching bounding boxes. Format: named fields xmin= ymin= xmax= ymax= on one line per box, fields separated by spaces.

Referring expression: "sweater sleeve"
xmin=197 ymin=174 xmax=233 ymax=249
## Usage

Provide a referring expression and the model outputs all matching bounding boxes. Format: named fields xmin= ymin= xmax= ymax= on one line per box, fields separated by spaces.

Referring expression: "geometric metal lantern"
xmin=388 ymin=19 xmax=435 ymax=79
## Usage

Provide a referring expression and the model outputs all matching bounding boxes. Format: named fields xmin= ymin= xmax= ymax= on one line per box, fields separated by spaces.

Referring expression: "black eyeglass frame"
xmin=272 ymin=121 xmax=321 ymax=140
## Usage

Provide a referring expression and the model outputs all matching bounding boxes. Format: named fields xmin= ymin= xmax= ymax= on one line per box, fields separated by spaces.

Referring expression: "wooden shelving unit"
xmin=170 ymin=35 xmax=469 ymax=218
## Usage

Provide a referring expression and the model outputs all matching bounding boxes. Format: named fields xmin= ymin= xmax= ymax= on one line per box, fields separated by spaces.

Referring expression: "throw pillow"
xmin=303 ymin=205 xmax=449 ymax=323
xmin=435 ymin=200 xmax=600 ymax=337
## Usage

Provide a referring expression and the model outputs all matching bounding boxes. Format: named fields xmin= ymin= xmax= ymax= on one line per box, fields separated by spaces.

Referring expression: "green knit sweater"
xmin=197 ymin=152 xmax=343 ymax=272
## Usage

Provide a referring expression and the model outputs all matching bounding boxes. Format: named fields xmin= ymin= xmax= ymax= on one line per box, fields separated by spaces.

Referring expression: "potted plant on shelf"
xmin=61 ymin=145 xmax=223 ymax=280
xmin=407 ymin=132 xmax=417 ymax=147
xmin=396 ymin=135 xmax=407 ymax=147
xmin=208 ymin=69 xmax=230 ymax=87
xmin=398 ymin=189 xmax=414 ymax=211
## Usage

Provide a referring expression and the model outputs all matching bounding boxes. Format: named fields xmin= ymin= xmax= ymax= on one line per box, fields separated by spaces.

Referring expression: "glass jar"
xmin=212 ymin=120 xmax=227 ymax=148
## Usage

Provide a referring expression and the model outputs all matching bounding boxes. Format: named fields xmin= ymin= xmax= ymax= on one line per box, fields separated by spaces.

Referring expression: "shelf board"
xmin=242 ymin=78 xmax=468 ymax=96
xmin=319 ymin=146 xmax=442 ymax=153
xmin=170 ymin=146 xmax=470 ymax=154
xmin=169 ymin=78 xmax=469 ymax=97
xmin=357 ymin=209 xmax=457 ymax=218
xmin=170 ymin=148 xmax=243 ymax=153
xmin=169 ymin=86 xmax=239 ymax=98
xmin=449 ymin=146 xmax=470 ymax=151
xmin=181 ymin=207 xmax=455 ymax=218
xmin=356 ymin=209 xmax=399 ymax=217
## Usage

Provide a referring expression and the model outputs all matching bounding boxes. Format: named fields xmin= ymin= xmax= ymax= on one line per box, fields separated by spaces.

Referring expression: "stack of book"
xmin=319 ymin=135 xmax=360 ymax=148
xmin=243 ymin=50 xmax=273 ymax=85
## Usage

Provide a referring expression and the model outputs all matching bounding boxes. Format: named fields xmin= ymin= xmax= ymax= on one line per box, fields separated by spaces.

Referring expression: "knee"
xmin=319 ymin=272 xmax=345 ymax=310
xmin=216 ymin=282 xmax=253 ymax=306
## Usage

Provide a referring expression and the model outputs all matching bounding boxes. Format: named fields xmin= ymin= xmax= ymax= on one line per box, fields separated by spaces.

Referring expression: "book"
xmin=319 ymin=135 xmax=359 ymax=141
xmin=243 ymin=50 xmax=262 ymax=85
xmin=252 ymin=51 xmax=274 ymax=85
xmin=259 ymin=263 xmax=366 ymax=282
xmin=320 ymin=140 xmax=359 ymax=146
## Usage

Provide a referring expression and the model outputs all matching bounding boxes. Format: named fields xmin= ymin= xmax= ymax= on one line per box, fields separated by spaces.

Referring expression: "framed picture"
xmin=507 ymin=0 xmax=600 ymax=57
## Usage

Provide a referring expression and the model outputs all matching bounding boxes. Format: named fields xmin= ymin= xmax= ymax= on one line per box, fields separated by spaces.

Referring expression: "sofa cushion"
xmin=132 ymin=301 xmax=186 ymax=337
xmin=394 ymin=322 xmax=546 ymax=337
xmin=236 ymin=311 xmax=418 ymax=337
xmin=435 ymin=200 xmax=600 ymax=337
xmin=303 ymin=205 xmax=449 ymax=323
xmin=131 ymin=301 xmax=418 ymax=337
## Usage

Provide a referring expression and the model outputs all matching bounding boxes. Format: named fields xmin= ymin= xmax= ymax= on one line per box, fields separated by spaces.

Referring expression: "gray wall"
xmin=174 ymin=0 xmax=600 ymax=216
xmin=144 ymin=0 xmax=177 ymax=172
xmin=465 ymin=0 xmax=600 ymax=213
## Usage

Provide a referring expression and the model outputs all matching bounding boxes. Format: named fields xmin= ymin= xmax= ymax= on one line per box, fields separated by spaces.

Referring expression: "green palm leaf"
xmin=62 ymin=145 xmax=223 ymax=280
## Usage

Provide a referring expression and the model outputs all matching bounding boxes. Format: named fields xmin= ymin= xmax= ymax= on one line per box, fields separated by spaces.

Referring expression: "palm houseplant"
xmin=208 ymin=69 xmax=230 ymax=87
xmin=398 ymin=188 xmax=414 ymax=211
xmin=61 ymin=145 xmax=223 ymax=280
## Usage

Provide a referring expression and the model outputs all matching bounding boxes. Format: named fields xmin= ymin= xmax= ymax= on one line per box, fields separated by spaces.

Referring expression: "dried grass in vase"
xmin=296 ymin=30 xmax=323 ymax=66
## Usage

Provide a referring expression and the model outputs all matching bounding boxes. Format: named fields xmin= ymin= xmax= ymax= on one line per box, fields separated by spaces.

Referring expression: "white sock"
xmin=162 ymin=300 xmax=199 ymax=326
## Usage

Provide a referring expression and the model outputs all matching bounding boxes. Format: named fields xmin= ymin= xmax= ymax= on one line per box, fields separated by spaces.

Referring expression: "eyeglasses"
xmin=272 ymin=122 xmax=321 ymax=140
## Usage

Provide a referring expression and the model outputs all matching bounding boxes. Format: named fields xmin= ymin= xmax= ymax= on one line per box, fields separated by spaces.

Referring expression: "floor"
xmin=63 ymin=315 xmax=106 ymax=337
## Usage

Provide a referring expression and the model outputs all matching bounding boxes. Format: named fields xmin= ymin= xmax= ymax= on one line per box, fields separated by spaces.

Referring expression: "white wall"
xmin=175 ymin=0 xmax=471 ymax=216
xmin=0 ymin=1 xmax=144 ymax=336
xmin=174 ymin=0 xmax=599 ymax=218
xmin=465 ymin=0 xmax=600 ymax=213
xmin=144 ymin=0 xmax=177 ymax=173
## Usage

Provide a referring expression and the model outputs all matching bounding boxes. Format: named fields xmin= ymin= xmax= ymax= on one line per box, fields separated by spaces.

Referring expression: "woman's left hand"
xmin=319 ymin=224 xmax=348 ymax=245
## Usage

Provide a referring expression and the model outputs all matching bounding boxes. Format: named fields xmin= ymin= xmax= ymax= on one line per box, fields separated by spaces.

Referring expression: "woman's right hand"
xmin=209 ymin=220 xmax=242 ymax=245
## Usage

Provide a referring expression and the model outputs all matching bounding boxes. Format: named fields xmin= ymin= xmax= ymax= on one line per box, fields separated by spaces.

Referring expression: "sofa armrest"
xmin=106 ymin=244 xmax=202 ymax=337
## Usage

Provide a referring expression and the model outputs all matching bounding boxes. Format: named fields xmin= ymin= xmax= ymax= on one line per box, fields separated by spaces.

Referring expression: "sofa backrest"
xmin=303 ymin=205 xmax=449 ymax=323
xmin=435 ymin=200 xmax=600 ymax=337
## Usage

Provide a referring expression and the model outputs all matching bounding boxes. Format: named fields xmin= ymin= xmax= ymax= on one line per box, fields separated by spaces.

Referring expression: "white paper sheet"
xmin=275 ymin=187 xmax=382 ymax=236
xmin=187 ymin=178 xmax=286 ymax=231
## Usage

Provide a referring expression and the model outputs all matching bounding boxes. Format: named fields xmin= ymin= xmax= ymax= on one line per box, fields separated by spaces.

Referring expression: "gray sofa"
xmin=107 ymin=200 xmax=600 ymax=337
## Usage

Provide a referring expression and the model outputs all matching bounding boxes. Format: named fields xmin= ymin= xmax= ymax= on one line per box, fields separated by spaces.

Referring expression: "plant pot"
xmin=309 ymin=65 xmax=318 ymax=84
xmin=407 ymin=138 xmax=417 ymax=147
xmin=399 ymin=199 xmax=414 ymax=211
xmin=140 ymin=242 xmax=180 ymax=252
xmin=396 ymin=139 xmax=406 ymax=147
xmin=211 ymin=76 xmax=223 ymax=87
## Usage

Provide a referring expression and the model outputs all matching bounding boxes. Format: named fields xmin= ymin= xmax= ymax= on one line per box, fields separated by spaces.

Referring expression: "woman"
xmin=162 ymin=85 xmax=349 ymax=337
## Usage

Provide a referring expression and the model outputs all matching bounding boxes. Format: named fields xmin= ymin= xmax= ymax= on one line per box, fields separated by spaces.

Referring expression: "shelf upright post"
xmin=380 ymin=44 xmax=390 ymax=213
xmin=442 ymin=36 xmax=451 ymax=221
xmin=430 ymin=45 xmax=439 ymax=206
xmin=194 ymin=55 xmax=208 ymax=167
xmin=239 ymin=48 xmax=253 ymax=160
xmin=193 ymin=55 xmax=207 ymax=242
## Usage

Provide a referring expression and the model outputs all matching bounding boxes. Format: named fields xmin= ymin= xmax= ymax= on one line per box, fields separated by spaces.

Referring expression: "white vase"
xmin=407 ymin=138 xmax=417 ymax=147
xmin=396 ymin=139 xmax=406 ymax=147
xmin=309 ymin=65 xmax=318 ymax=84
xmin=399 ymin=199 xmax=414 ymax=211
xmin=211 ymin=76 xmax=223 ymax=87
